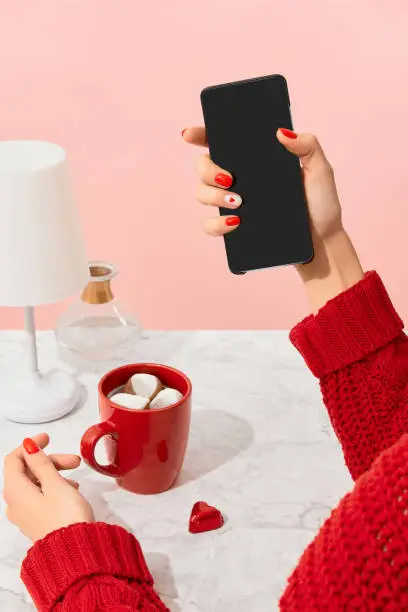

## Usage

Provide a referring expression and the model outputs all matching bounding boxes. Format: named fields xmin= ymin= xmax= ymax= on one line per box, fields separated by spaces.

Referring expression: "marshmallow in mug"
xmin=112 ymin=372 xmax=183 ymax=410
xmin=150 ymin=387 xmax=183 ymax=409
xmin=110 ymin=393 xmax=150 ymax=410
xmin=124 ymin=373 xmax=162 ymax=399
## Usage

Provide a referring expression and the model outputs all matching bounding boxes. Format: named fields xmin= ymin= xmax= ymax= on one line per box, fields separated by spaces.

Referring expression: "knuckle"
xmin=36 ymin=456 xmax=54 ymax=472
xmin=305 ymin=133 xmax=318 ymax=147
xmin=209 ymin=188 xmax=219 ymax=207
xmin=194 ymin=157 xmax=202 ymax=176
xmin=195 ymin=184 xmax=203 ymax=201
xmin=208 ymin=226 xmax=222 ymax=237
xmin=196 ymin=184 xmax=207 ymax=204
xmin=195 ymin=154 xmax=210 ymax=178
xmin=204 ymin=222 xmax=215 ymax=236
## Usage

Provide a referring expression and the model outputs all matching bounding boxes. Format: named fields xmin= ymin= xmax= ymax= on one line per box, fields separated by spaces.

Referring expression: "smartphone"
xmin=200 ymin=74 xmax=313 ymax=274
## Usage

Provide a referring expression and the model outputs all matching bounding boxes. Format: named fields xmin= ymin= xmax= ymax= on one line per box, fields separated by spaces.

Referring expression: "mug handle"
xmin=80 ymin=421 xmax=125 ymax=477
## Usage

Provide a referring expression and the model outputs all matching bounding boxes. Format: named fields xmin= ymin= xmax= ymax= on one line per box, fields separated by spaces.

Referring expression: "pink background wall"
xmin=1 ymin=1 xmax=408 ymax=330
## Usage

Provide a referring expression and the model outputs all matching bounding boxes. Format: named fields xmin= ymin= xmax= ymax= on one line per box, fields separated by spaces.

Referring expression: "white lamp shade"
xmin=0 ymin=141 xmax=88 ymax=306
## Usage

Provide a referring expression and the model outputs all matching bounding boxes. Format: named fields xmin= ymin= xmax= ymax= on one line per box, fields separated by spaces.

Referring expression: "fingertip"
xmin=204 ymin=216 xmax=241 ymax=237
xmin=215 ymin=173 xmax=233 ymax=189
xmin=225 ymin=215 xmax=241 ymax=229
xmin=66 ymin=455 xmax=81 ymax=468
xmin=22 ymin=438 xmax=40 ymax=455
xmin=31 ymin=433 xmax=50 ymax=449
xmin=276 ymin=129 xmax=288 ymax=147
xmin=223 ymin=193 xmax=242 ymax=209
xmin=183 ymin=126 xmax=208 ymax=147
xmin=278 ymin=127 xmax=298 ymax=140
xmin=182 ymin=127 xmax=195 ymax=143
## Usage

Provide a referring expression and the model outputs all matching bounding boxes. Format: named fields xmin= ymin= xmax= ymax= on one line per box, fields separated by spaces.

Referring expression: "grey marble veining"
xmin=0 ymin=331 xmax=352 ymax=611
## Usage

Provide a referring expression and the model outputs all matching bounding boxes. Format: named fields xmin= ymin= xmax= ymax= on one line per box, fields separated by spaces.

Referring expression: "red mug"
xmin=80 ymin=363 xmax=192 ymax=494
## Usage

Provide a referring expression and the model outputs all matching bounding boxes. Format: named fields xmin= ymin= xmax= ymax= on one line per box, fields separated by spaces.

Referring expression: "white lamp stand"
xmin=0 ymin=307 xmax=80 ymax=423
xmin=0 ymin=141 xmax=88 ymax=423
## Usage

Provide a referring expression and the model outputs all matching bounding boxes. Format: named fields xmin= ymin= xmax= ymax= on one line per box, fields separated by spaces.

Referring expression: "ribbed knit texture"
xmin=21 ymin=522 xmax=169 ymax=611
xmin=290 ymin=271 xmax=403 ymax=379
xmin=280 ymin=432 xmax=408 ymax=610
xmin=290 ymin=271 xmax=408 ymax=479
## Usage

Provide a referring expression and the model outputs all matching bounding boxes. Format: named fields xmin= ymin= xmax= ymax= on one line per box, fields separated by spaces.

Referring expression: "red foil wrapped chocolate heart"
xmin=189 ymin=501 xmax=224 ymax=534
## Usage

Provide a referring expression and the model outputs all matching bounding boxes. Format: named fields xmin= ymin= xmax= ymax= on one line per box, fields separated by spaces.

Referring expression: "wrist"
xmin=296 ymin=228 xmax=364 ymax=313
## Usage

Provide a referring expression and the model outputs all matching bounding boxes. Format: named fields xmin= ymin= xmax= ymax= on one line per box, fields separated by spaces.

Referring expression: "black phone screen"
xmin=201 ymin=75 xmax=313 ymax=274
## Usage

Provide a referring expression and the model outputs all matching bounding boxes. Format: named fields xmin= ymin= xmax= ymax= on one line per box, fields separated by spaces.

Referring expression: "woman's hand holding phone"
xmin=183 ymin=126 xmax=364 ymax=312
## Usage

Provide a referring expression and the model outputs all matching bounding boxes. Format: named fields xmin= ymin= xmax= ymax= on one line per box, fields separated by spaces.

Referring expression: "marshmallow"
xmin=110 ymin=393 xmax=150 ymax=410
xmin=150 ymin=387 xmax=183 ymax=410
xmin=124 ymin=373 xmax=162 ymax=399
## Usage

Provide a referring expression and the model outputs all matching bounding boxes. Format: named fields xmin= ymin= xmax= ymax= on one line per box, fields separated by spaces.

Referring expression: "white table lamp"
xmin=0 ymin=141 xmax=88 ymax=423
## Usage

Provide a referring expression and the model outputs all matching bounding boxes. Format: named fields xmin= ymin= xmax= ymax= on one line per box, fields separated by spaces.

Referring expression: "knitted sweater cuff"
xmin=21 ymin=522 xmax=153 ymax=611
xmin=290 ymin=271 xmax=404 ymax=378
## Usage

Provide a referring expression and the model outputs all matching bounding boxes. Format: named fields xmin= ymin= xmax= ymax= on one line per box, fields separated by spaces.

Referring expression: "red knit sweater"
xmin=21 ymin=272 xmax=408 ymax=610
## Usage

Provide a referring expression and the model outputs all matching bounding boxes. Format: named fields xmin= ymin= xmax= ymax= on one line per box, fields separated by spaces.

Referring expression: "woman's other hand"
xmin=3 ymin=433 xmax=94 ymax=542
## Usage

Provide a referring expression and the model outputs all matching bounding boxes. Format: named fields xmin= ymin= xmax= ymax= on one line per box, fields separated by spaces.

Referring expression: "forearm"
xmin=296 ymin=229 xmax=364 ymax=314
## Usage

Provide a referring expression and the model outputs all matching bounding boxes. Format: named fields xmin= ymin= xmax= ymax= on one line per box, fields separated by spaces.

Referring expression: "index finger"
xmin=3 ymin=449 xmax=40 ymax=504
xmin=3 ymin=433 xmax=50 ymax=498
xmin=4 ymin=432 xmax=50 ymax=471
xmin=182 ymin=126 xmax=207 ymax=147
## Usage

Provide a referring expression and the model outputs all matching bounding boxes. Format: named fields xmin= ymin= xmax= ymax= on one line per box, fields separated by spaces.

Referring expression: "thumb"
xmin=276 ymin=129 xmax=331 ymax=174
xmin=22 ymin=438 xmax=63 ymax=491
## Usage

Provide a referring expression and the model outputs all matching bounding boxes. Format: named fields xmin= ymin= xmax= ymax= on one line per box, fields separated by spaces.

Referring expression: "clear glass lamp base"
xmin=0 ymin=370 xmax=80 ymax=424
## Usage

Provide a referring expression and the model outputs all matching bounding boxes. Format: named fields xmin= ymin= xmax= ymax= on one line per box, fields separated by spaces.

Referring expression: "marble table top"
xmin=0 ymin=330 xmax=352 ymax=611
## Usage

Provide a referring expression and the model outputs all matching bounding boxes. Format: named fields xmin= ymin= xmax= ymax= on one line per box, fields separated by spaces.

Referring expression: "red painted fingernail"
xmin=280 ymin=128 xmax=297 ymax=139
xmin=215 ymin=173 xmax=233 ymax=188
xmin=23 ymin=438 xmax=39 ymax=454
xmin=181 ymin=128 xmax=187 ymax=137
xmin=225 ymin=216 xmax=240 ymax=227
